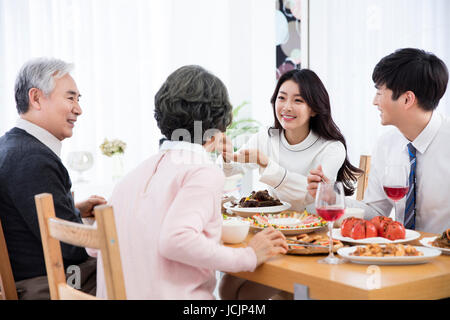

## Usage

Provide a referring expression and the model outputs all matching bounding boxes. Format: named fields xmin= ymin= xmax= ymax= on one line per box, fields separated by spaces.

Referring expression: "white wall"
xmin=0 ymin=0 xmax=276 ymax=189
xmin=309 ymin=0 xmax=450 ymax=166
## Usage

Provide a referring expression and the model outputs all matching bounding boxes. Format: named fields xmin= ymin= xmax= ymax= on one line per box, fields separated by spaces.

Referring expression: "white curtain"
xmin=0 ymin=0 xmax=276 ymax=190
xmin=309 ymin=0 xmax=450 ymax=166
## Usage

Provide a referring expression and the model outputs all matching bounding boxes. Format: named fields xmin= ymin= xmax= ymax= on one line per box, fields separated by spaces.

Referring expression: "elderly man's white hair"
xmin=14 ymin=57 xmax=74 ymax=114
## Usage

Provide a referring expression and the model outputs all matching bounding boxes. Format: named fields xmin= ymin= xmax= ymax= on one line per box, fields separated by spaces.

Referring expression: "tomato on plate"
xmin=349 ymin=220 xmax=378 ymax=239
xmin=370 ymin=216 xmax=393 ymax=236
xmin=341 ymin=217 xmax=362 ymax=237
xmin=381 ymin=221 xmax=406 ymax=240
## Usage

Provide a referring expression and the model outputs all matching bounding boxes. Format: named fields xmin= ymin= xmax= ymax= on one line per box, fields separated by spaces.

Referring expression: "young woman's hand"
xmin=215 ymin=134 xmax=235 ymax=163
xmin=233 ymin=149 xmax=269 ymax=168
xmin=306 ymin=165 xmax=330 ymax=198
xmin=248 ymin=227 xmax=288 ymax=267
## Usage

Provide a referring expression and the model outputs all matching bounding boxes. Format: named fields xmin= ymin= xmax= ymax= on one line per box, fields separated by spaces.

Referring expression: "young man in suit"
xmin=307 ymin=48 xmax=450 ymax=234
xmin=0 ymin=58 xmax=106 ymax=299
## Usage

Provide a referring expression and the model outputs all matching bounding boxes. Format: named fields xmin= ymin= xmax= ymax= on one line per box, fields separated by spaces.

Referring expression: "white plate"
xmin=250 ymin=212 xmax=327 ymax=236
xmin=419 ymin=237 xmax=450 ymax=255
xmin=337 ymin=246 xmax=441 ymax=265
xmin=330 ymin=228 xmax=421 ymax=244
xmin=223 ymin=201 xmax=291 ymax=218
xmin=268 ymin=217 xmax=301 ymax=227
xmin=251 ymin=225 xmax=326 ymax=236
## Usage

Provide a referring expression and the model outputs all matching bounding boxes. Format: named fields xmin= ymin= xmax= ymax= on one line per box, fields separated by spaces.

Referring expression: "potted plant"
xmin=226 ymin=101 xmax=261 ymax=151
xmin=99 ymin=138 xmax=127 ymax=181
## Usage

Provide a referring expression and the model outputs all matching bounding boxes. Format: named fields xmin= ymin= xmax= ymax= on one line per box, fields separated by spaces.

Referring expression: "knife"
xmin=287 ymin=242 xmax=329 ymax=248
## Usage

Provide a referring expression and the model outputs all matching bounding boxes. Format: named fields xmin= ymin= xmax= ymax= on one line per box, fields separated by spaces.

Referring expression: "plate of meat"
xmin=419 ymin=229 xmax=450 ymax=255
xmin=286 ymin=232 xmax=344 ymax=255
xmin=338 ymin=244 xmax=441 ymax=265
xmin=223 ymin=190 xmax=291 ymax=217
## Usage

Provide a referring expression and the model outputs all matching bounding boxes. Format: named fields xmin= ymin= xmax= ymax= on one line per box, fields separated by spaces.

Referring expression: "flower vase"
xmin=112 ymin=153 xmax=124 ymax=181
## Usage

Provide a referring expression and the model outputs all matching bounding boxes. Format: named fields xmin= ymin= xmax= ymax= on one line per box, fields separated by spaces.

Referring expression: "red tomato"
xmin=381 ymin=221 xmax=406 ymax=240
xmin=370 ymin=216 xmax=393 ymax=236
xmin=341 ymin=217 xmax=362 ymax=237
xmin=349 ymin=220 xmax=378 ymax=239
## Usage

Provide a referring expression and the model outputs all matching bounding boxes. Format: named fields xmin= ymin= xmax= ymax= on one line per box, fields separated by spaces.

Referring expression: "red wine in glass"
xmin=316 ymin=208 xmax=345 ymax=221
xmin=383 ymin=186 xmax=409 ymax=201
xmin=315 ymin=182 xmax=345 ymax=264
xmin=382 ymin=165 xmax=409 ymax=223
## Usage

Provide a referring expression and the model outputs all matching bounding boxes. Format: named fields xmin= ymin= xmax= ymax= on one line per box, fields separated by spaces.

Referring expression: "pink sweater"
xmin=94 ymin=142 xmax=257 ymax=299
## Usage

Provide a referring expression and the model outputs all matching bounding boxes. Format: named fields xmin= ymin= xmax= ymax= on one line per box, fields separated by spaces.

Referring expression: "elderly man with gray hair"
xmin=0 ymin=57 xmax=106 ymax=299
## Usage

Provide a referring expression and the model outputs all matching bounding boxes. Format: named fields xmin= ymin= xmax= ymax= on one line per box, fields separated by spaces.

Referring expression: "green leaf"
xmin=226 ymin=101 xmax=261 ymax=144
xmin=232 ymin=101 xmax=250 ymax=118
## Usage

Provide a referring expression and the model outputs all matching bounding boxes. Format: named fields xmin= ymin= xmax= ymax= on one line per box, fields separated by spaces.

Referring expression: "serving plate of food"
xmin=223 ymin=190 xmax=291 ymax=217
xmin=286 ymin=232 xmax=345 ymax=255
xmin=337 ymin=244 xmax=441 ymax=265
xmin=249 ymin=211 xmax=327 ymax=236
xmin=419 ymin=229 xmax=450 ymax=255
xmin=330 ymin=216 xmax=420 ymax=244
xmin=331 ymin=228 xmax=421 ymax=244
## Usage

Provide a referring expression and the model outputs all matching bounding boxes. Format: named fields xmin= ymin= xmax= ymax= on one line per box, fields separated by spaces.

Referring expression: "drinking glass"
xmin=315 ymin=181 xmax=346 ymax=264
xmin=67 ymin=151 xmax=94 ymax=183
xmin=382 ymin=165 xmax=409 ymax=223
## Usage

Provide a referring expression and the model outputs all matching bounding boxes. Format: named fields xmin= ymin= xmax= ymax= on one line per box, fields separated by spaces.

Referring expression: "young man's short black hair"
xmin=372 ymin=48 xmax=449 ymax=111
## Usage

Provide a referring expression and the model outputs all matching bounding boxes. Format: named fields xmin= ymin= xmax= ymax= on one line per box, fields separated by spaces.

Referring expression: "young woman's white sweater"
xmin=222 ymin=128 xmax=346 ymax=211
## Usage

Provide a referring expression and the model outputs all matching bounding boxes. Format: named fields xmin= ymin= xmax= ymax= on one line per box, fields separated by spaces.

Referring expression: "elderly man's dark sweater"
xmin=0 ymin=128 xmax=88 ymax=281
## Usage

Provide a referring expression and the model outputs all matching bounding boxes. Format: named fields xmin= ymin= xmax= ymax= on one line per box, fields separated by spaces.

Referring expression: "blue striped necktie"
xmin=404 ymin=143 xmax=416 ymax=229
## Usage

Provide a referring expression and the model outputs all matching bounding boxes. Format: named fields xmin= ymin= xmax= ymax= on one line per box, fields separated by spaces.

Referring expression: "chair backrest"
xmin=34 ymin=193 xmax=126 ymax=300
xmin=356 ymin=155 xmax=371 ymax=201
xmin=0 ymin=218 xmax=18 ymax=300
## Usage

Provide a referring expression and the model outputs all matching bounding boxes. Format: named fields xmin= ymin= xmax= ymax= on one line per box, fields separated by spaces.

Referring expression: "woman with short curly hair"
xmin=154 ymin=65 xmax=233 ymax=144
xmin=93 ymin=65 xmax=288 ymax=299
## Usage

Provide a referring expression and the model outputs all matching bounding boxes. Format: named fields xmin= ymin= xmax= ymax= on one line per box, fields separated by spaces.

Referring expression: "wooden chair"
xmin=34 ymin=193 xmax=126 ymax=300
xmin=356 ymin=155 xmax=371 ymax=201
xmin=0 ymin=218 xmax=18 ymax=300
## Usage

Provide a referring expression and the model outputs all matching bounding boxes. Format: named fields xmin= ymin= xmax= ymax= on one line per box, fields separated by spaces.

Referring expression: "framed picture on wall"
xmin=275 ymin=0 xmax=309 ymax=79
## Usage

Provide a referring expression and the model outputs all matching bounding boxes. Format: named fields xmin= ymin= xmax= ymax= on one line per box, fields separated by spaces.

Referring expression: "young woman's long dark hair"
xmin=270 ymin=69 xmax=362 ymax=196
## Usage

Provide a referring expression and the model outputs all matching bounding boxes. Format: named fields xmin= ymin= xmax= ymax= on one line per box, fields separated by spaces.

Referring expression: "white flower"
xmin=100 ymin=138 xmax=127 ymax=157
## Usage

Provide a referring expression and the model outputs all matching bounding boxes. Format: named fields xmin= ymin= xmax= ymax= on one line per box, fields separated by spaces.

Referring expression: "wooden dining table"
xmin=225 ymin=230 xmax=450 ymax=300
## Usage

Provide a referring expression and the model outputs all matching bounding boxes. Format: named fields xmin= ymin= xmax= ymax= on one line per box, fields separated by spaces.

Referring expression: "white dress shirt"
xmin=15 ymin=118 xmax=62 ymax=158
xmin=221 ymin=127 xmax=346 ymax=211
xmin=347 ymin=112 xmax=450 ymax=234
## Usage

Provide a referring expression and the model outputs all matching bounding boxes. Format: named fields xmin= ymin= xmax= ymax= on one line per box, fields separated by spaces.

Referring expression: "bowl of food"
xmin=221 ymin=218 xmax=251 ymax=244
xmin=333 ymin=207 xmax=364 ymax=228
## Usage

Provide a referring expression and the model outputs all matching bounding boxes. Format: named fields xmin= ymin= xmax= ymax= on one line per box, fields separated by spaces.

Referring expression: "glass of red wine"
xmin=315 ymin=181 xmax=346 ymax=264
xmin=382 ymin=165 xmax=409 ymax=223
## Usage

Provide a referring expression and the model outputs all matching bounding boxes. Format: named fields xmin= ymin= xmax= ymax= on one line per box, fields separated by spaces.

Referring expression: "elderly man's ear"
xmin=28 ymin=87 xmax=43 ymax=111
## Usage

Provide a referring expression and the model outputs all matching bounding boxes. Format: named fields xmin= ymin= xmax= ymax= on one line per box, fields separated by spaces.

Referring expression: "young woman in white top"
xmin=219 ymin=69 xmax=361 ymax=211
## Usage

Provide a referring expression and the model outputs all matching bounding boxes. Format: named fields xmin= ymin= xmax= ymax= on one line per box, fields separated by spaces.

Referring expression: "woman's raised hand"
xmin=306 ymin=165 xmax=330 ymax=198
xmin=233 ymin=149 xmax=269 ymax=168
xmin=216 ymin=134 xmax=235 ymax=163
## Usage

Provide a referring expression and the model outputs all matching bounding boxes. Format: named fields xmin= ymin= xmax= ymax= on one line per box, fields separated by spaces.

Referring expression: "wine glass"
xmin=382 ymin=165 xmax=409 ymax=223
xmin=315 ymin=181 xmax=346 ymax=264
xmin=67 ymin=151 xmax=94 ymax=183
